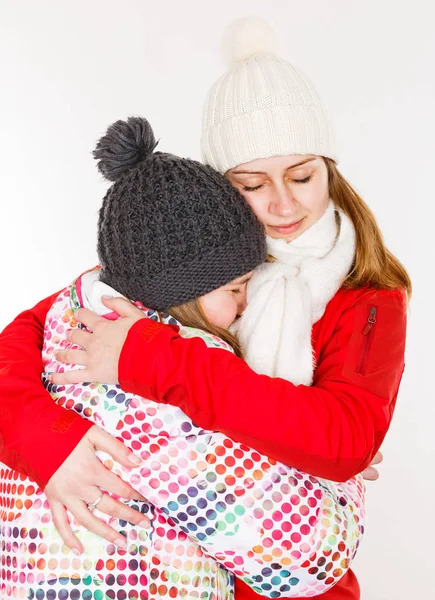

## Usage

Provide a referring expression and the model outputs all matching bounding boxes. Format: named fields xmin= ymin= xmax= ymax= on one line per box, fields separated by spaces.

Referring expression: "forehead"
xmin=230 ymin=154 xmax=319 ymax=175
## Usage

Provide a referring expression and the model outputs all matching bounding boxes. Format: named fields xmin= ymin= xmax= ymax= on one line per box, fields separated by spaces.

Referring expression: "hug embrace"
xmin=0 ymin=17 xmax=409 ymax=600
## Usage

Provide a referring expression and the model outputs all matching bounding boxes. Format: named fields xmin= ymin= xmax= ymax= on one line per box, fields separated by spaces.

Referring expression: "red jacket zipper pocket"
xmin=356 ymin=306 xmax=377 ymax=375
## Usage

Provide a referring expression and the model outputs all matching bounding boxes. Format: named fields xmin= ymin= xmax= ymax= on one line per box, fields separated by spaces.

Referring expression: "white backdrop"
xmin=0 ymin=1 xmax=434 ymax=598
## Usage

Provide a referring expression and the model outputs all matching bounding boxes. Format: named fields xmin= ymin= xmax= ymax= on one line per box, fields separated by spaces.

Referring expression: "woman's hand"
xmin=45 ymin=425 xmax=148 ymax=554
xmin=49 ymin=297 xmax=144 ymax=386
xmin=361 ymin=450 xmax=383 ymax=481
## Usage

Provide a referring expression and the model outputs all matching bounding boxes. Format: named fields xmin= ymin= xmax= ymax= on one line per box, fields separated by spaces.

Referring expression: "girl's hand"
xmin=361 ymin=450 xmax=383 ymax=481
xmin=49 ymin=297 xmax=144 ymax=386
xmin=45 ymin=425 xmax=148 ymax=554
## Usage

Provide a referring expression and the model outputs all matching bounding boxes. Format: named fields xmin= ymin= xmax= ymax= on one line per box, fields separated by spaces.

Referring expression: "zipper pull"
xmin=362 ymin=306 xmax=377 ymax=335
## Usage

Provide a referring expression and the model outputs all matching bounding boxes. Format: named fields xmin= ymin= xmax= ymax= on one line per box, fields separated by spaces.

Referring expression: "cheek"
xmin=216 ymin=298 xmax=238 ymax=329
xmin=313 ymin=180 xmax=330 ymax=218
xmin=200 ymin=294 xmax=238 ymax=330
xmin=298 ymin=175 xmax=329 ymax=217
xmin=242 ymin=193 xmax=269 ymax=224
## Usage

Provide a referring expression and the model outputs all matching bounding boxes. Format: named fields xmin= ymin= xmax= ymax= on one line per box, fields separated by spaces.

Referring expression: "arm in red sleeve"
xmin=0 ymin=292 xmax=93 ymax=488
xmin=119 ymin=288 xmax=407 ymax=482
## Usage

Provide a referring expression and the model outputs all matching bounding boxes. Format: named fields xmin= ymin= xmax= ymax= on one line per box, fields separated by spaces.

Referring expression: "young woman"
xmin=0 ymin=18 xmax=409 ymax=600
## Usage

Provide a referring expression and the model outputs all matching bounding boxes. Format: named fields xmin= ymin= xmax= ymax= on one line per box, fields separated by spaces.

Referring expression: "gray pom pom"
xmin=93 ymin=117 xmax=158 ymax=182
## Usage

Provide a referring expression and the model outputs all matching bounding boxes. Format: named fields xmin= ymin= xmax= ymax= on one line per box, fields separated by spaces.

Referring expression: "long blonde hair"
xmin=326 ymin=158 xmax=412 ymax=297
xmin=161 ymin=299 xmax=243 ymax=357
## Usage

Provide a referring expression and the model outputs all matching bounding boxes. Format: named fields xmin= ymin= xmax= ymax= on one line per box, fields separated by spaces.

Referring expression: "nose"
xmin=237 ymin=289 xmax=248 ymax=315
xmin=269 ymin=184 xmax=297 ymax=217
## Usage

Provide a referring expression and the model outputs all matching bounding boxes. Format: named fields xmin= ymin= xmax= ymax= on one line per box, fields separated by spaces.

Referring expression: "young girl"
xmin=0 ymin=18 xmax=408 ymax=600
xmin=0 ymin=116 xmax=364 ymax=599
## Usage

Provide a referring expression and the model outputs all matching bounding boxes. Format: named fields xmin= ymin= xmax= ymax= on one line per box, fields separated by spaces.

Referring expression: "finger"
xmin=101 ymin=296 xmax=145 ymax=319
xmin=91 ymin=427 xmax=144 ymax=470
xmin=95 ymin=494 xmax=150 ymax=527
xmin=371 ymin=451 xmax=383 ymax=466
xmin=362 ymin=466 xmax=379 ymax=481
xmin=74 ymin=307 xmax=106 ymax=331
xmin=49 ymin=368 xmax=92 ymax=385
xmin=68 ymin=328 xmax=93 ymax=348
xmin=95 ymin=462 xmax=146 ymax=502
xmin=69 ymin=500 xmax=129 ymax=549
xmin=55 ymin=349 xmax=88 ymax=367
xmin=50 ymin=499 xmax=83 ymax=554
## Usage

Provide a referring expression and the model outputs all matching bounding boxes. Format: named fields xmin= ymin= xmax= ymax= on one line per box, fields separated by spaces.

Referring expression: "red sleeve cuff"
xmin=119 ymin=318 xmax=180 ymax=400
xmin=9 ymin=403 xmax=94 ymax=489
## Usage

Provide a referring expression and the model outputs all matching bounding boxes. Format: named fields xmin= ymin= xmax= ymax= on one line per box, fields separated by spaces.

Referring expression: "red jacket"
xmin=0 ymin=284 xmax=407 ymax=600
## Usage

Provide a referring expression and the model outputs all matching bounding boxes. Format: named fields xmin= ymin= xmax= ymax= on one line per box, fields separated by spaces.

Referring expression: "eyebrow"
xmin=230 ymin=274 xmax=252 ymax=286
xmin=231 ymin=157 xmax=317 ymax=175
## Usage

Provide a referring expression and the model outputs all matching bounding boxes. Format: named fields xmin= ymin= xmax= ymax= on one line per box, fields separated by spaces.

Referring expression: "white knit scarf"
xmin=235 ymin=202 xmax=356 ymax=385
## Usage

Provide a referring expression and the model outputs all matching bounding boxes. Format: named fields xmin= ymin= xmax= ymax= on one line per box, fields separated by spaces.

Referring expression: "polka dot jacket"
xmin=0 ymin=270 xmax=365 ymax=599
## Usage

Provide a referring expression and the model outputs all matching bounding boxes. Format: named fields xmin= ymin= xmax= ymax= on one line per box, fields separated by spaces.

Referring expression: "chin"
xmin=213 ymin=319 xmax=232 ymax=330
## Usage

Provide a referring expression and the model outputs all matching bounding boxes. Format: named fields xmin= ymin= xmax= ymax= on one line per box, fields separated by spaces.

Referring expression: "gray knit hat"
xmin=95 ymin=117 xmax=267 ymax=310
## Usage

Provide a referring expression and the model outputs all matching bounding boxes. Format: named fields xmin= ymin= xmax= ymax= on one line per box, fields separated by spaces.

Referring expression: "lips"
xmin=270 ymin=217 xmax=305 ymax=236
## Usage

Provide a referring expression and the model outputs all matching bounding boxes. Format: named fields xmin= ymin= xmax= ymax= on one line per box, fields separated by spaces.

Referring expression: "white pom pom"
xmin=222 ymin=17 xmax=277 ymax=66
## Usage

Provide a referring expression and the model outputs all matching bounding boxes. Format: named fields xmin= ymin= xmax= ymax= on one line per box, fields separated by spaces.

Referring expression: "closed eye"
xmin=293 ymin=176 xmax=311 ymax=184
xmin=242 ymin=184 xmax=264 ymax=192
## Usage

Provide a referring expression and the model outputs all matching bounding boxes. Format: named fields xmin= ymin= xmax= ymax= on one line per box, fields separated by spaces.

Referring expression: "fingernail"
xmin=72 ymin=548 xmax=81 ymax=556
xmin=115 ymin=538 xmax=127 ymax=549
xmin=128 ymin=454 xmax=142 ymax=466
xmin=139 ymin=519 xmax=149 ymax=527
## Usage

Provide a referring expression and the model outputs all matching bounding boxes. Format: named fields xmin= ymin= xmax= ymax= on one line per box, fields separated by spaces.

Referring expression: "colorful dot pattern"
xmin=0 ymin=271 xmax=365 ymax=599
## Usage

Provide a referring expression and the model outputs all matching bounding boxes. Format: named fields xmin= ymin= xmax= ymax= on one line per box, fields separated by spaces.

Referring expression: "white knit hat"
xmin=201 ymin=17 xmax=337 ymax=173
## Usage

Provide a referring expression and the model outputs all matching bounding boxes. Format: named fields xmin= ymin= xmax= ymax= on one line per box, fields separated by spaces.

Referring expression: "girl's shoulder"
xmin=145 ymin=310 xmax=235 ymax=353
xmin=178 ymin=324 xmax=235 ymax=353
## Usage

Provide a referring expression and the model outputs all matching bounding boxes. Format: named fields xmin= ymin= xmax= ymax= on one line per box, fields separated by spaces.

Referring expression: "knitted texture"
xmin=95 ymin=117 xmax=267 ymax=310
xmin=201 ymin=18 xmax=337 ymax=173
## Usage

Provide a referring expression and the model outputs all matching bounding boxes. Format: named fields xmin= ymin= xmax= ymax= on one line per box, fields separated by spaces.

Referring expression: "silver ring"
xmin=87 ymin=492 xmax=104 ymax=512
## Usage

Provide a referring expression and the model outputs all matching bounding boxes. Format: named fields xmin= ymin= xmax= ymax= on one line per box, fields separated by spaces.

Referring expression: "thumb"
xmin=102 ymin=296 xmax=146 ymax=320
xmin=89 ymin=426 xmax=143 ymax=467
